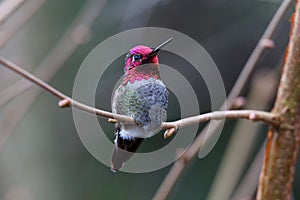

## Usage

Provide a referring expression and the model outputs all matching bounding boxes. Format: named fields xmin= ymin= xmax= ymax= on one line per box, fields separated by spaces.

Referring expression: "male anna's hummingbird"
xmin=111 ymin=38 xmax=173 ymax=171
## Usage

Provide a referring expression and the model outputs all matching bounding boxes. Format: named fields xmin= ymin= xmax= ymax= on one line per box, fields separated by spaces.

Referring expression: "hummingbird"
xmin=111 ymin=38 xmax=173 ymax=171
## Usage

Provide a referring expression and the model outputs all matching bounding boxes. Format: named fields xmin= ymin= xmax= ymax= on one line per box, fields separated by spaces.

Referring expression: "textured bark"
xmin=257 ymin=1 xmax=300 ymax=199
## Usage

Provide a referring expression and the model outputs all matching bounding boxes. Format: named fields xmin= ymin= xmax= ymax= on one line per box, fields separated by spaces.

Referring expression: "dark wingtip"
xmin=111 ymin=166 xmax=119 ymax=173
xmin=111 ymin=146 xmax=127 ymax=171
xmin=111 ymin=158 xmax=120 ymax=172
xmin=111 ymin=131 xmax=144 ymax=171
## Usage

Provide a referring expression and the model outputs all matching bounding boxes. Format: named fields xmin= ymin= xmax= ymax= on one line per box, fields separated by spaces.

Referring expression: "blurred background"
xmin=0 ymin=0 xmax=298 ymax=199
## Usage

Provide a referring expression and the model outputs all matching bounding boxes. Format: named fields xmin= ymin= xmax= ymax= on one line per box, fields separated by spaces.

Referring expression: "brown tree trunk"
xmin=257 ymin=1 xmax=300 ymax=199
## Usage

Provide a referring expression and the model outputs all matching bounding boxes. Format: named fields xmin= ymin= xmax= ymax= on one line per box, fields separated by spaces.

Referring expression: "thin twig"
xmin=0 ymin=0 xmax=26 ymax=25
xmin=162 ymin=110 xmax=279 ymax=130
xmin=0 ymin=0 xmax=47 ymax=48
xmin=0 ymin=56 xmax=135 ymax=123
xmin=0 ymin=56 xmax=280 ymax=131
xmin=0 ymin=0 xmax=105 ymax=106
xmin=231 ymin=142 xmax=265 ymax=200
xmin=153 ymin=0 xmax=292 ymax=199
xmin=0 ymin=81 xmax=30 ymax=106
xmin=207 ymin=69 xmax=279 ymax=200
xmin=0 ymin=0 xmax=107 ymax=147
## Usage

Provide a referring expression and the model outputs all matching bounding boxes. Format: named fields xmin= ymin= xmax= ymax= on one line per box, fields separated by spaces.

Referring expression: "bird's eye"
xmin=132 ymin=54 xmax=142 ymax=61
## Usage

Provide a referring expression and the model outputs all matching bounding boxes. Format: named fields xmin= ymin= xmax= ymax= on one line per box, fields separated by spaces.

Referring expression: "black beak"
xmin=148 ymin=38 xmax=173 ymax=57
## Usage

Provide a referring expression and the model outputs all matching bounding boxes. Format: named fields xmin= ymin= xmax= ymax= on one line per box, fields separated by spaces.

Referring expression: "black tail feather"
xmin=111 ymin=129 xmax=143 ymax=172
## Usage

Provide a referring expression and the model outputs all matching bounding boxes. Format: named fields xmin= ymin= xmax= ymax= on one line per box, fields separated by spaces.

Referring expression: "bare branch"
xmin=207 ymin=69 xmax=279 ymax=200
xmin=154 ymin=0 xmax=292 ymax=199
xmin=0 ymin=0 xmax=104 ymax=106
xmin=162 ymin=110 xmax=279 ymax=133
xmin=0 ymin=0 xmax=47 ymax=48
xmin=0 ymin=56 xmax=135 ymax=123
xmin=0 ymin=0 xmax=26 ymax=25
xmin=0 ymin=56 xmax=280 ymax=131
xmin=231 ymin=142 xmax=265 ymax=200
xmin=0 ymin=0 xmax=107 ymax=147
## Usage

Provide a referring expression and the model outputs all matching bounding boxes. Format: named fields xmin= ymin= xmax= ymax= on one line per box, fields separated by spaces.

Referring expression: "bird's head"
xmin=124 ymin=38 xmax=173 ymax=72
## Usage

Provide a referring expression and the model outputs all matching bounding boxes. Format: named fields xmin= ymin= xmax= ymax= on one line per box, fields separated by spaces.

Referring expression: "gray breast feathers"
xmin=112 ymin=79 xmax=168 ymax=131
